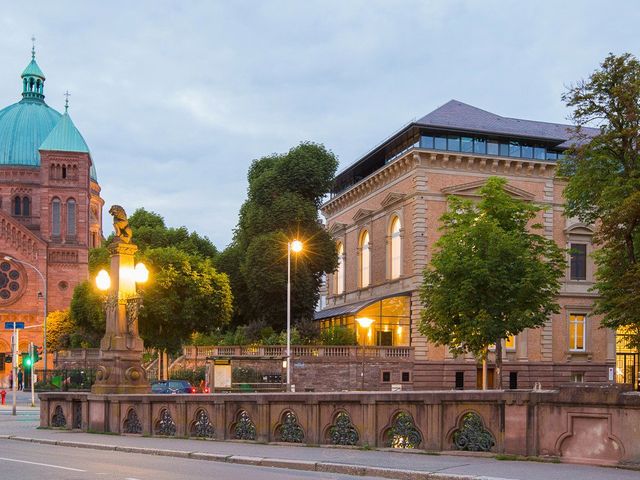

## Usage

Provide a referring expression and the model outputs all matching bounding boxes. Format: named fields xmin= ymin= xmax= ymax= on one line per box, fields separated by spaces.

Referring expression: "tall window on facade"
xmin=569 ymin=314 xmax=586 ymax=351
xmin=390 ymin=216 xmax=401 ymax=279
xmin=12 ymin=196 xmax=21 ymax=216
xmin=335 ymin=242 xmax=345 ymax=294
xmin=360 ymin=230 xmax=370 ymax=288
xmin=570 ymin=243 xmax=587 ymax=280
xmin=22 ymin=197 xmax=30 ymax=217
xmin=52 ymin=199 xmax=61 ymax=237
xmin=66 ymin=199 xmax=76 ymax=237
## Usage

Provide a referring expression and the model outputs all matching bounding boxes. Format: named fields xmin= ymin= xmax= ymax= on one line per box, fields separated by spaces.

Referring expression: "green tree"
xmin=559 ymin=53 xmax=640 ymax=348
xmin=220 ymin=142 xmax=339 ymax=329
xmin=138 ymin=247 xmax=232 ymax=353
xmin=419 ymin=177 xmax=566 ymax=388
xmin=46 ymin=310 xmax=76 ymax=352
xmin=69 ymin=281 xmax=106 ymax=347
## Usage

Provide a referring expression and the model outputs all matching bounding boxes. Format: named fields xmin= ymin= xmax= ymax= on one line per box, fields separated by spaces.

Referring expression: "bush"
xmin=169 ymin=366 xmax=206 ymax=384
xmin=319 ymin=326 xmax=357 ymax=345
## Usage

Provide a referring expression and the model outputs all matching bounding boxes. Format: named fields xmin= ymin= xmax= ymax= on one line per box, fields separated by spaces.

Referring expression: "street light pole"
xmin=287 ymin=242 xmax=291 ymax=391
xmin=5 ymin=256 xmax=48 ymax=380
xmin=286 ymin=239 xmax=303 ymax=392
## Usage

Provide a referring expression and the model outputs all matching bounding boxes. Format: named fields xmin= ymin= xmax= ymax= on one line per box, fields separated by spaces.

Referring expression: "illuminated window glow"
xmin=569 ymin=314 xmax=586 ymax=351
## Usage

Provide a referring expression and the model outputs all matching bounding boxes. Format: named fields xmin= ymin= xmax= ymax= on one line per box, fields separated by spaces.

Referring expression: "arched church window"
xmin=22 ymin=197 xmax=30 ymax=217
xmin=62 ymin=166 xmax=67 ymax=179
xmin=390 ymin=216 xmax=401 ymax=279
xmin=13 ymin=196 xmax=21 ymax=216
xmin=66 ymin=199 xmax=76 ymax=237
xmin=359 ymin=230 xmax=370 ymax=288
xmin=52 ymin=198 xmax=61 ymax=237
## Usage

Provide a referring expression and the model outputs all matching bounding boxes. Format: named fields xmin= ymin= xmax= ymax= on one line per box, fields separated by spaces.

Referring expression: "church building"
xmin=316 ymin=100 xmax=635 ymax=390
xmin=0 ymin=47 xmax=103 ymax=382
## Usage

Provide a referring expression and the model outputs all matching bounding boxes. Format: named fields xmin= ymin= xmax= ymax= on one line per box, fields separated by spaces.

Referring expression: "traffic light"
xmin=21 ymin=352 xmax=32 ymax=368
xmin=32 ymin=345 xmax=40 ymax=364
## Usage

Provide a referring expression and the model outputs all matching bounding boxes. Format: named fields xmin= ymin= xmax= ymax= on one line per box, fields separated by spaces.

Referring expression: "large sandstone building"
xmin=0 ymin=49 xmax=103 ymax=382
xmin=316 ymin=100 xmax=637 ymax=390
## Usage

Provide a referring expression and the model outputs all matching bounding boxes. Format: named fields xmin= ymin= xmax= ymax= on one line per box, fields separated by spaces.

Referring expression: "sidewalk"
xmin=1 ymin=415 xmax=638 ymax=480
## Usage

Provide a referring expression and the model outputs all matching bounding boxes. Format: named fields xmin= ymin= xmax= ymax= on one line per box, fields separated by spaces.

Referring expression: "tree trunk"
xmin=482 ymin=348 xmax=488 ymax=390
xmin=495 ymin=338 xmax=503 ymax=390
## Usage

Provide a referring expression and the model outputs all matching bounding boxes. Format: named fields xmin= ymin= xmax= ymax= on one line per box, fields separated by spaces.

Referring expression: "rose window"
xmin=0 ymin=261 xmax=25 ymax=303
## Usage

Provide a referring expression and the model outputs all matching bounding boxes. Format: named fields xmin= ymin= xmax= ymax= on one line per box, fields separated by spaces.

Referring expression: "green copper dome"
xmin=0 ymin=99 xmax=61 ymax=166
xmin=0 ymin=51 xmax=97 ymax=181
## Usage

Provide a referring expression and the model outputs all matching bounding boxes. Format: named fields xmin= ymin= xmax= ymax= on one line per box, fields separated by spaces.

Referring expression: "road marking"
xmin=0 ymin=456 xmax=86 ymax=472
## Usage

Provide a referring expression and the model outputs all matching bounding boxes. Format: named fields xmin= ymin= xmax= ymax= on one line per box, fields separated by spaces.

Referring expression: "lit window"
xmin=67 ymin=199 xmax=76 ymax=237
xmin=505 ymin=335 xmax=516 ymax=351
xmin=570 ymin=243 xmax=587 ymax=280
xmin=360 ymin=231 xmax=370 ymax=288
xmin=52 ymin=199 xmax=61 ymax=237
xmin=335 ymin=242 xmax=345 ymax=294
xmin=569 ymin=314 xmax=586 ymax=351
xmin=390 ymin=217 xmax=401 ymax=279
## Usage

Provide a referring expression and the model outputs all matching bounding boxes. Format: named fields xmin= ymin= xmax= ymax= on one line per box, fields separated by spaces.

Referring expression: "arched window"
xmin=335 ymin=242 xmax=345 ymax=294
xmin=51 ymin=198 xmax=61 ymax=237
xmin=22 ymin=197 xmax=30 ymax=217
xmin=359 ymin=231 xmax=370 ymax=288
xmin=390 ymin=217 xmax=401 ymax=279
xmin=13 ymin=196 xmax=21 ymax=216
xmin=66 ymin=199 xmax=76 ymax=237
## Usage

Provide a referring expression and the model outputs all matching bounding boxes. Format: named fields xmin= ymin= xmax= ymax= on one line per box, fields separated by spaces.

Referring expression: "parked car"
xmin=151 ymin=380 xmax=196 ymax=394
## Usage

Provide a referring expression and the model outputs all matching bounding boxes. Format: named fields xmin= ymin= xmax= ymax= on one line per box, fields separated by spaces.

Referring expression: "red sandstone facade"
xmin=319 ymin=101 xmax=618 ymax=390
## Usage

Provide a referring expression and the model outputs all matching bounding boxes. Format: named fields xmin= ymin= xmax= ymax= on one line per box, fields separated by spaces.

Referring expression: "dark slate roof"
xmin=417 ymin=100 xmax=599 ymax=148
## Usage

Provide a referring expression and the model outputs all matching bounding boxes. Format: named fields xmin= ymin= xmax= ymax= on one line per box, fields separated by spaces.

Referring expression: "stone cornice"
xmin=323 ymin=148 xmax=556 ymax=217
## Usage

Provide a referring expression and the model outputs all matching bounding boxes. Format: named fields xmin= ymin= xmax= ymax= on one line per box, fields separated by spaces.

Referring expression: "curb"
xmin=0 ymin=434 xmax=485 ymax=480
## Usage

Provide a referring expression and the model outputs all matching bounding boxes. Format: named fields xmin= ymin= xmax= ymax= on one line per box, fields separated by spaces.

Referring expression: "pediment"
xmin=565 ymin=223 xmax=595 ymax=236
xmin=352 ymin=209 xmax=374 ymax=223
xmin=327 ymin=222 xmax=347 ymax=236
xmin=380 ymin=192 xmax=406 ymax=208
xmin=441 ymin=180 xmax=535 ymax=201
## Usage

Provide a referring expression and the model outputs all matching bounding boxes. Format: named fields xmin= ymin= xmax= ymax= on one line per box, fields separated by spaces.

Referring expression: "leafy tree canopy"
xmin=46 ymin=310 xmax=76 ymax=352
xmin=220 ymin=142 xmax=339 ymax=329
xmin=419 ymin=177 xmax=566 ymax=388
xmin=559 ymin=53 xmax=640 ymax=347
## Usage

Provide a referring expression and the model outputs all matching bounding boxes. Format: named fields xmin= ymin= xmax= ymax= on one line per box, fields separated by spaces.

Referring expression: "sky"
xmin=0 ymin=1 xmax=638 ymax=249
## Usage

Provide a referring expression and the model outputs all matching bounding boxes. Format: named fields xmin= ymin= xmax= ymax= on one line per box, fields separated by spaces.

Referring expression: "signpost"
xmin=5 ymin=322 xmax=24 ymax=416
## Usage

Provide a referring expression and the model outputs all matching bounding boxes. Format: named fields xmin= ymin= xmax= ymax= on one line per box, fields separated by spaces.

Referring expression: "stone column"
xmin=92 ymin=238 xmax=150 ymax=394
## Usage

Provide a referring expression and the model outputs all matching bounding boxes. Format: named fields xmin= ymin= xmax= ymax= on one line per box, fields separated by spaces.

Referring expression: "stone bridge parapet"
xmin=39 ymin=384 xmax=640 ymax=467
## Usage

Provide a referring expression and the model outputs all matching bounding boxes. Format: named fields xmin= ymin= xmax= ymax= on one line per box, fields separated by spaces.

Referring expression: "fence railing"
xmin=182 ymin=345 xmax=414 ymax=359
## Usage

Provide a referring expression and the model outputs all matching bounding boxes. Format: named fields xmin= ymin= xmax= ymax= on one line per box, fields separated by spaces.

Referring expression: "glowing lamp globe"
xmin=134 ymin=263 xmax=149 ymax=283
xmin=96 ymin=270 xmax=111 ymax=291
xmin=291 ymin=240 xmax=303 ymax=253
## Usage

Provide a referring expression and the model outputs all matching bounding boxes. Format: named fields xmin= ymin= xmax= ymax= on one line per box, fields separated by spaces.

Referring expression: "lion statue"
xmin=109 ymin=205 xmax=133 ymax=243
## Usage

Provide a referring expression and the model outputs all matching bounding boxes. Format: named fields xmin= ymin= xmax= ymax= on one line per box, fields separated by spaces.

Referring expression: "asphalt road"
xmin=0 ymin=440 xmax=382 ymax=480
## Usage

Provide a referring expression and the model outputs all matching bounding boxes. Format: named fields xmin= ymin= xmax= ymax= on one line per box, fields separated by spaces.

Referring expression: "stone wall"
xmin=40 ymin=384 xmax=640 ymax=466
